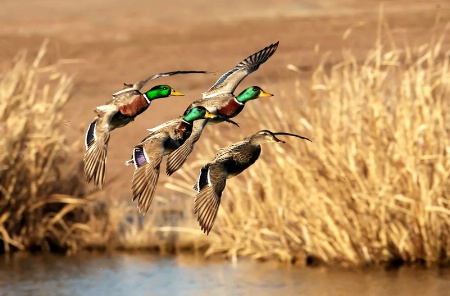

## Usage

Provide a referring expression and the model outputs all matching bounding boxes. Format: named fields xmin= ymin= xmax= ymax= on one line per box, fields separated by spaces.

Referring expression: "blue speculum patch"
xmin=133 ymin=147 xmax=147 ymax=168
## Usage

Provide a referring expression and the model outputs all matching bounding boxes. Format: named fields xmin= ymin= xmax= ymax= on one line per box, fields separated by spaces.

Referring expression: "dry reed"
xmin=2 ymin=26 xmax=449 ymax=268
xmin=0 ymin=42 xmax=213 ymax=256
xmin=0 ymin=42 xmax=100 ymax=254
xmin=168 ymin=25 xmax=450 ymax=266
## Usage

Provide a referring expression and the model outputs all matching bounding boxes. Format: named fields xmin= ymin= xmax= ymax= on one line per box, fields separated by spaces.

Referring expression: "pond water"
xmin=1 ymin=252 xmax=449 ymax=296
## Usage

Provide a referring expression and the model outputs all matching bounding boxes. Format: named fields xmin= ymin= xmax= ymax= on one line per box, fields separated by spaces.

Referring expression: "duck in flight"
xmin=165 ymin=42 xmax=279 ymax=176
xmin=193 ymin=130 xmax=311 ymax=234
xmin=125 ymin=107 xmax=238 ymax=214
xmin=83 ymin=70 xmax=208 ymax=189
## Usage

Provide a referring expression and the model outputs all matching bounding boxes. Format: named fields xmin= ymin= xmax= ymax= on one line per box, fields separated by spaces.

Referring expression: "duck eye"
xmin=253 ymin=87 xmax=258 ymax=91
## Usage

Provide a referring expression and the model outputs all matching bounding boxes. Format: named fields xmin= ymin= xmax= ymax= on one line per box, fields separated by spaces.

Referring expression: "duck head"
xmin=183 ymin=106 xmax=239 ymax=126
xmin=144 ymin=85 xmax=184 ymax=100
xmin=250 ymin=130 xmax=312 ymax=145
xmin=236 ymin=86 xmax=273 ymax=103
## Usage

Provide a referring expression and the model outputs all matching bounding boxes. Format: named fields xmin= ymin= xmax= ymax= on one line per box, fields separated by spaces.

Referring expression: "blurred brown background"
xmin=1 ymin=0 xmax=449 ymax=198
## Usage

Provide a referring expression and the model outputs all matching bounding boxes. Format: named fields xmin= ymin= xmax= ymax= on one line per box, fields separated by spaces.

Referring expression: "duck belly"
xmin=109 ymin=112 xmax=135 ymax=129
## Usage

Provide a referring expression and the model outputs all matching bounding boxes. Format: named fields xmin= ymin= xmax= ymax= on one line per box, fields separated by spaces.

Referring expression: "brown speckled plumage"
xmin=193 ymin=130 xmax=312 ymax=234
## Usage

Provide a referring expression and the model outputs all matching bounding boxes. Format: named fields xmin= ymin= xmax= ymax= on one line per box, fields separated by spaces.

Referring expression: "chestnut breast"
xmin=217 ymin=99 xmax=244 ymax=117
xmin=174 ymin=121 xmax=191 ymax=140
xmin=119 ymin=95 xmax=149 ymax=117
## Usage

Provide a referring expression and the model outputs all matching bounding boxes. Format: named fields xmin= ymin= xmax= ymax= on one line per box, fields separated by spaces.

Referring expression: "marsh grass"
xmin=2 ymin=25 xmax=449 ymax=267
xmin=0 ymin=42 xmax=212 ymax=256
xmin=0 ymin=42 xmax=101 ymax=254
xmin=168 ymin=25 xmax=450 ymax=266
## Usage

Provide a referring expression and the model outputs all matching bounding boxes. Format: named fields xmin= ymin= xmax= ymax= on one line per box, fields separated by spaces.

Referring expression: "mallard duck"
xmin=125 ymin=107 xmax=238 ymax=214
xmin=83 ymin=70 xmax=208 ymax=189
xmin=165 ymin=42 xmax=279 ymax=176
xmin=193 ymin=130 xmax=312 ymax=234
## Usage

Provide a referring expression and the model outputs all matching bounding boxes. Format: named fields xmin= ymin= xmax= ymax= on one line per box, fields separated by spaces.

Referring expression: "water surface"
xmin=1 ymin=252 xmax=449 ymax=296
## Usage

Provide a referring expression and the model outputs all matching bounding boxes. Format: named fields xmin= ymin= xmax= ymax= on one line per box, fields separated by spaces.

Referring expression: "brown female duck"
xmin=193 ymin=130 xmax=311 ymax=234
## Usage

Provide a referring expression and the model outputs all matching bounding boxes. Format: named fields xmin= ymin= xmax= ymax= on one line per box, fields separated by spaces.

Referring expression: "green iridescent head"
xmin=144 ymin=85 xmax=184 ymax=100
xmin=183 ymin=107 xmax=218 ymax=122
xmin=236 ymin=86 xmax=273 ymax=103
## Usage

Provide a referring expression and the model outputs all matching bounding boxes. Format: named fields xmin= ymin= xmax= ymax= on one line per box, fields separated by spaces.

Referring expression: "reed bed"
xmin=2 ymin=29 xmax=449 ymax=267
xmin=0 ymin=42 xmax=212 ymax=255
xmin=0 ymin=42 xmax=100 ymax=254
xmin=169 ymin=29 xmax=450 ymax=266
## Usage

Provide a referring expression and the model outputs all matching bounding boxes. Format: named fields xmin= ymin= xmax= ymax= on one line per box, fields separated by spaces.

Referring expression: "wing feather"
xmin=193 ymin=164 xmax=227 ymax=234
xmin=112 ymin=70 xmax=209 ymax=97
xmin=202 ymin=42 xmax=279 ymax=98
xmin=194 ymin=186 xmax=221 ymax=235
xmin=130 ymin=138 xmax=165 ymax=214
xmin=166 ymin=119 xmax=208 ymax=175
xmin=83 ymin=127 xmax=110 ymax=189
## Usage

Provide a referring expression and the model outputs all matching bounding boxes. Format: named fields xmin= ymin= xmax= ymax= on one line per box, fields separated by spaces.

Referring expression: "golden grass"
xmin=168 ymin=25 xmax=450 ymax=266
xmin=2 ymin=24 xmax=449 ymax=267
xmin=0 ymin=41 xmax=211 ymax=256
xmin=0 ymin=42 xmax=100 ymax=254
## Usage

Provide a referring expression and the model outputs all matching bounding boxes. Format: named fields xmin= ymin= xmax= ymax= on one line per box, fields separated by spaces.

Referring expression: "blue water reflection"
xmin=1 ymin=252 xmax=449 ymax=296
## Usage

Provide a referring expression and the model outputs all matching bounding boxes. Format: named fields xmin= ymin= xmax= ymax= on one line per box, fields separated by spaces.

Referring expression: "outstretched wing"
xmin=131 ymin=139 xmax=166 ymax=215
xmin=165 ymin=119 xmax=208 ymax=175
xmin=202 ymin=42 xmax=279 ymax=99
xmin=194 ymin=164 xmax=227 ymax=235
xmin=83 ymin=121 xmax=110 ymax=189
xmin=83 ymin=113 xmax=115 ymax=189
xmin=112 ymin=70 xmax=209 ymax=97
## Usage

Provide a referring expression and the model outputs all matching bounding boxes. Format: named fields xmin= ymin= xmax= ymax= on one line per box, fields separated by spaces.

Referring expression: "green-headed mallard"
xmin=193 ymin=130 xmax=311 ymax=234
xmin=125 ymin=107 xmax=238 ymax=214
xmin=84 ymin=70 xmax=208 ymax=189
xmin=165 ymin=42 xmax=279 ymax=176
